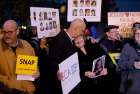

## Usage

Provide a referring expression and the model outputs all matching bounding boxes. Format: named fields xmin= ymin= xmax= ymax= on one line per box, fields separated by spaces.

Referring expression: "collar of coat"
xmin=1 ymin=39 xmax=24 ymax=51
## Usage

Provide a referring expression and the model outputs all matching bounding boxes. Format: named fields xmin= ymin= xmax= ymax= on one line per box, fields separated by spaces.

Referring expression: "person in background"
xmin=37 ymin=37 xmax=50 ymax=94
xmin=118 ymin=22 xmax=140 ymax=94
xmin=0 ymin=20 xmax=39 ymax=94
xmin=99 ymin=25 xmax=123 ymax=94
xmin=99 ymin=25 xmax=123 ymax=52
xmin=29 ymin=26 xmax=39 ymax=56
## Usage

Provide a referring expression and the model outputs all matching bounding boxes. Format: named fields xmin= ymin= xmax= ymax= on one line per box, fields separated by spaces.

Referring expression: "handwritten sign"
xmin=108 ymin=12 xmax=140 ymax=38
xmin=59 ymin=52 xmax=81 ymax=94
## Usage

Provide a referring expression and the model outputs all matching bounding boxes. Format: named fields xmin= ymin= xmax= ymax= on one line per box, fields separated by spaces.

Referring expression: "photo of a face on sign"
xmin=45 ymin=23 xmax=48 ymax=30
xmin=85 ymin=9 xmax=90 ymax=16
xmin=44 ymin=12 xmax=48 ymax=20
xmin=40 ymin=22 xmax=44 ymax=31
xmin=48 ymin=11 xmax=52 ymax=20
xmin=91 ymin=0 xmax=96 ymax=6
xmin=53 ymin=21 xmax=57 ymax=29
xmin=85 ymin=0 xmax=90 ymax=7
xmin=73 ymin=9 xmax=77 ymax=16
xmin=39 ymin=12 xmax=43 ymax=21
xmin=79 ymin=9 xmax=84 ymax=16
xmin=33 ymin=11 xmax=36 ymax=21
xmin=52 ymin=12 xmax=56 ymax=18
xmin=91 ymin=9 xmax=95 ymax=16
xmin=73 ymin=0 xmax=78 ymax=7
xmin=80 ymin=0 xmax=84 ymax=7
xmin=49 ymin=22 xmax=53 ymax=30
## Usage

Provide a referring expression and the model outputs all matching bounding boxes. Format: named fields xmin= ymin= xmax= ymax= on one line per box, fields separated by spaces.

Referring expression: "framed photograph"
xmin=92 ymin=55 xmax=105 ymax=77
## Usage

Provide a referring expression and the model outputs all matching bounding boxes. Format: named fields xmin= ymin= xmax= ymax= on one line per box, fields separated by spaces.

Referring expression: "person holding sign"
xmin=118 ymin=22 xmax=140 ymax=94
xmin=0 ymin=20 xmax=39 ymax=94
xmin=74 ymin=35 xmax=112 ymax=94
xmin=46 ymin=18 xmax=86 ymax=94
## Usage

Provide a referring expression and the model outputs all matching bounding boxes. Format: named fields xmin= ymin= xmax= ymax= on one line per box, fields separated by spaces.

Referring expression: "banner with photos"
xmin=30 ymin=7 xmax=60 ymax=38
xmin=92 ymin=55 xmax=105 ymax=78
xmin=108 ymin=12 xmax=140 ymax=38
xmin=67 ymin=0 xmax=102 ymax=22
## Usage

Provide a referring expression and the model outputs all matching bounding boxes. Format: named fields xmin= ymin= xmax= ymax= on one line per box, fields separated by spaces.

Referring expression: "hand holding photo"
xmin=92 ymin=55 xmax=105 ymax=77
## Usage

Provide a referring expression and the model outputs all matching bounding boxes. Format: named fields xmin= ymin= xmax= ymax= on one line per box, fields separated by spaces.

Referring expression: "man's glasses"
xmin=2 ymin=31 xmax=15 ymax=35
xmin=2 ymin=29 xmax=17 ymax=35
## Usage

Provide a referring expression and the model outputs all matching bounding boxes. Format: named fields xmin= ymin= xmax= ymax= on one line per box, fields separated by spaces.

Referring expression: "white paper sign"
xmin=92 ymin=55 xmax=105 ymax=78
xmin=17 ymin=74 xmax=35 ymax=81
xmin=59 ymin=52 xmax=81 ymax=94
xmin=108 ymin=12 xmax=140 ymax=38
xmin=67 ymin=0 xmax=102 ymax=22
xmin=30 ymin=7 xmax=60 ymax=38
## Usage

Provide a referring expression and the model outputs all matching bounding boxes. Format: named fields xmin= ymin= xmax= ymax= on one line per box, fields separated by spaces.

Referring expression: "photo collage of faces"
xmin=72 ymin=0 xmax=96 ymax=17
xmin=37 ymin=11 xmax=57 ymax=31
xmin=30 ymin=7 xmax=60 ymax=38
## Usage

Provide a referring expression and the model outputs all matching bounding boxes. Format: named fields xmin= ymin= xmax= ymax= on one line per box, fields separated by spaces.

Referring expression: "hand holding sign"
xmin=57 ymin=70 xmax=63 ymax=80
xmin=32 ymin=69 xmax=40 ymax=79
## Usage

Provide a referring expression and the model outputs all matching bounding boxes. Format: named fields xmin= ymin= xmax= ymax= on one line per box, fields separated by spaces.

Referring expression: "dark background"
xmin=0 ymin=0 xmax=140 ymax=36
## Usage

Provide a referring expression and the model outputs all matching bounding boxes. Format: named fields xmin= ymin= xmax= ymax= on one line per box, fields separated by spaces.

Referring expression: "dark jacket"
xmin=100 ymin=37 xmax=123 ymax=52
xmin=45 ymin=30 xmax=76 ymax=94
xmin=77 ymin=39 xmax=112 ymax=94
xmin=119 ymin=41 xmax=140 ymax=94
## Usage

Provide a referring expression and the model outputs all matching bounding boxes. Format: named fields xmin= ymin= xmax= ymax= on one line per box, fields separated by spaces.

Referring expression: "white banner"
xmin=30 ymin=7 xmax=60 ymax=38
xmin=108 ymin=12 xmax=140 ymax=38
xmin=67 ymin=0 xmax=102 ymax=22
xmin=59 ymin=52 xmax=81 ymax=94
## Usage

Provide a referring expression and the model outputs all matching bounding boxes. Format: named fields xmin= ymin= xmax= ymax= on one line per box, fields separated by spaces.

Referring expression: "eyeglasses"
xmin=2 ymin=30 xmax=16 ymax=35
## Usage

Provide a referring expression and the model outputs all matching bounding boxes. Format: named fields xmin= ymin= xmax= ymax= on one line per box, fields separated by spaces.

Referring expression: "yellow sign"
xmin=109 ymin=52 xmax=120 ymax=65
xmin=16 ymin=55 xmax=38 ymax=75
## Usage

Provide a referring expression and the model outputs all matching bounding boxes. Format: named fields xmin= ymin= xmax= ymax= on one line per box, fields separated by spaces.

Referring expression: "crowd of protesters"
xmin=0 ymin=18 xmax=140 ymax=94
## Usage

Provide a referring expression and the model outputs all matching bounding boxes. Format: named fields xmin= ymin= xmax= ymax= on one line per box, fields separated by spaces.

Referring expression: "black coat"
xmin=47 ymin=30 xmax=77 ymax=94
xmin=77 ymin=39 xmax=112 ymax=94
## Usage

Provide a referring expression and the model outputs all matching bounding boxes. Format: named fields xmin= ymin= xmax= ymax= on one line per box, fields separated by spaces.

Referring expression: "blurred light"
xmin=60 ymin=4 xmax=66 ymax=14
xmin=21 ymin=26 xmax=27 ymax=29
